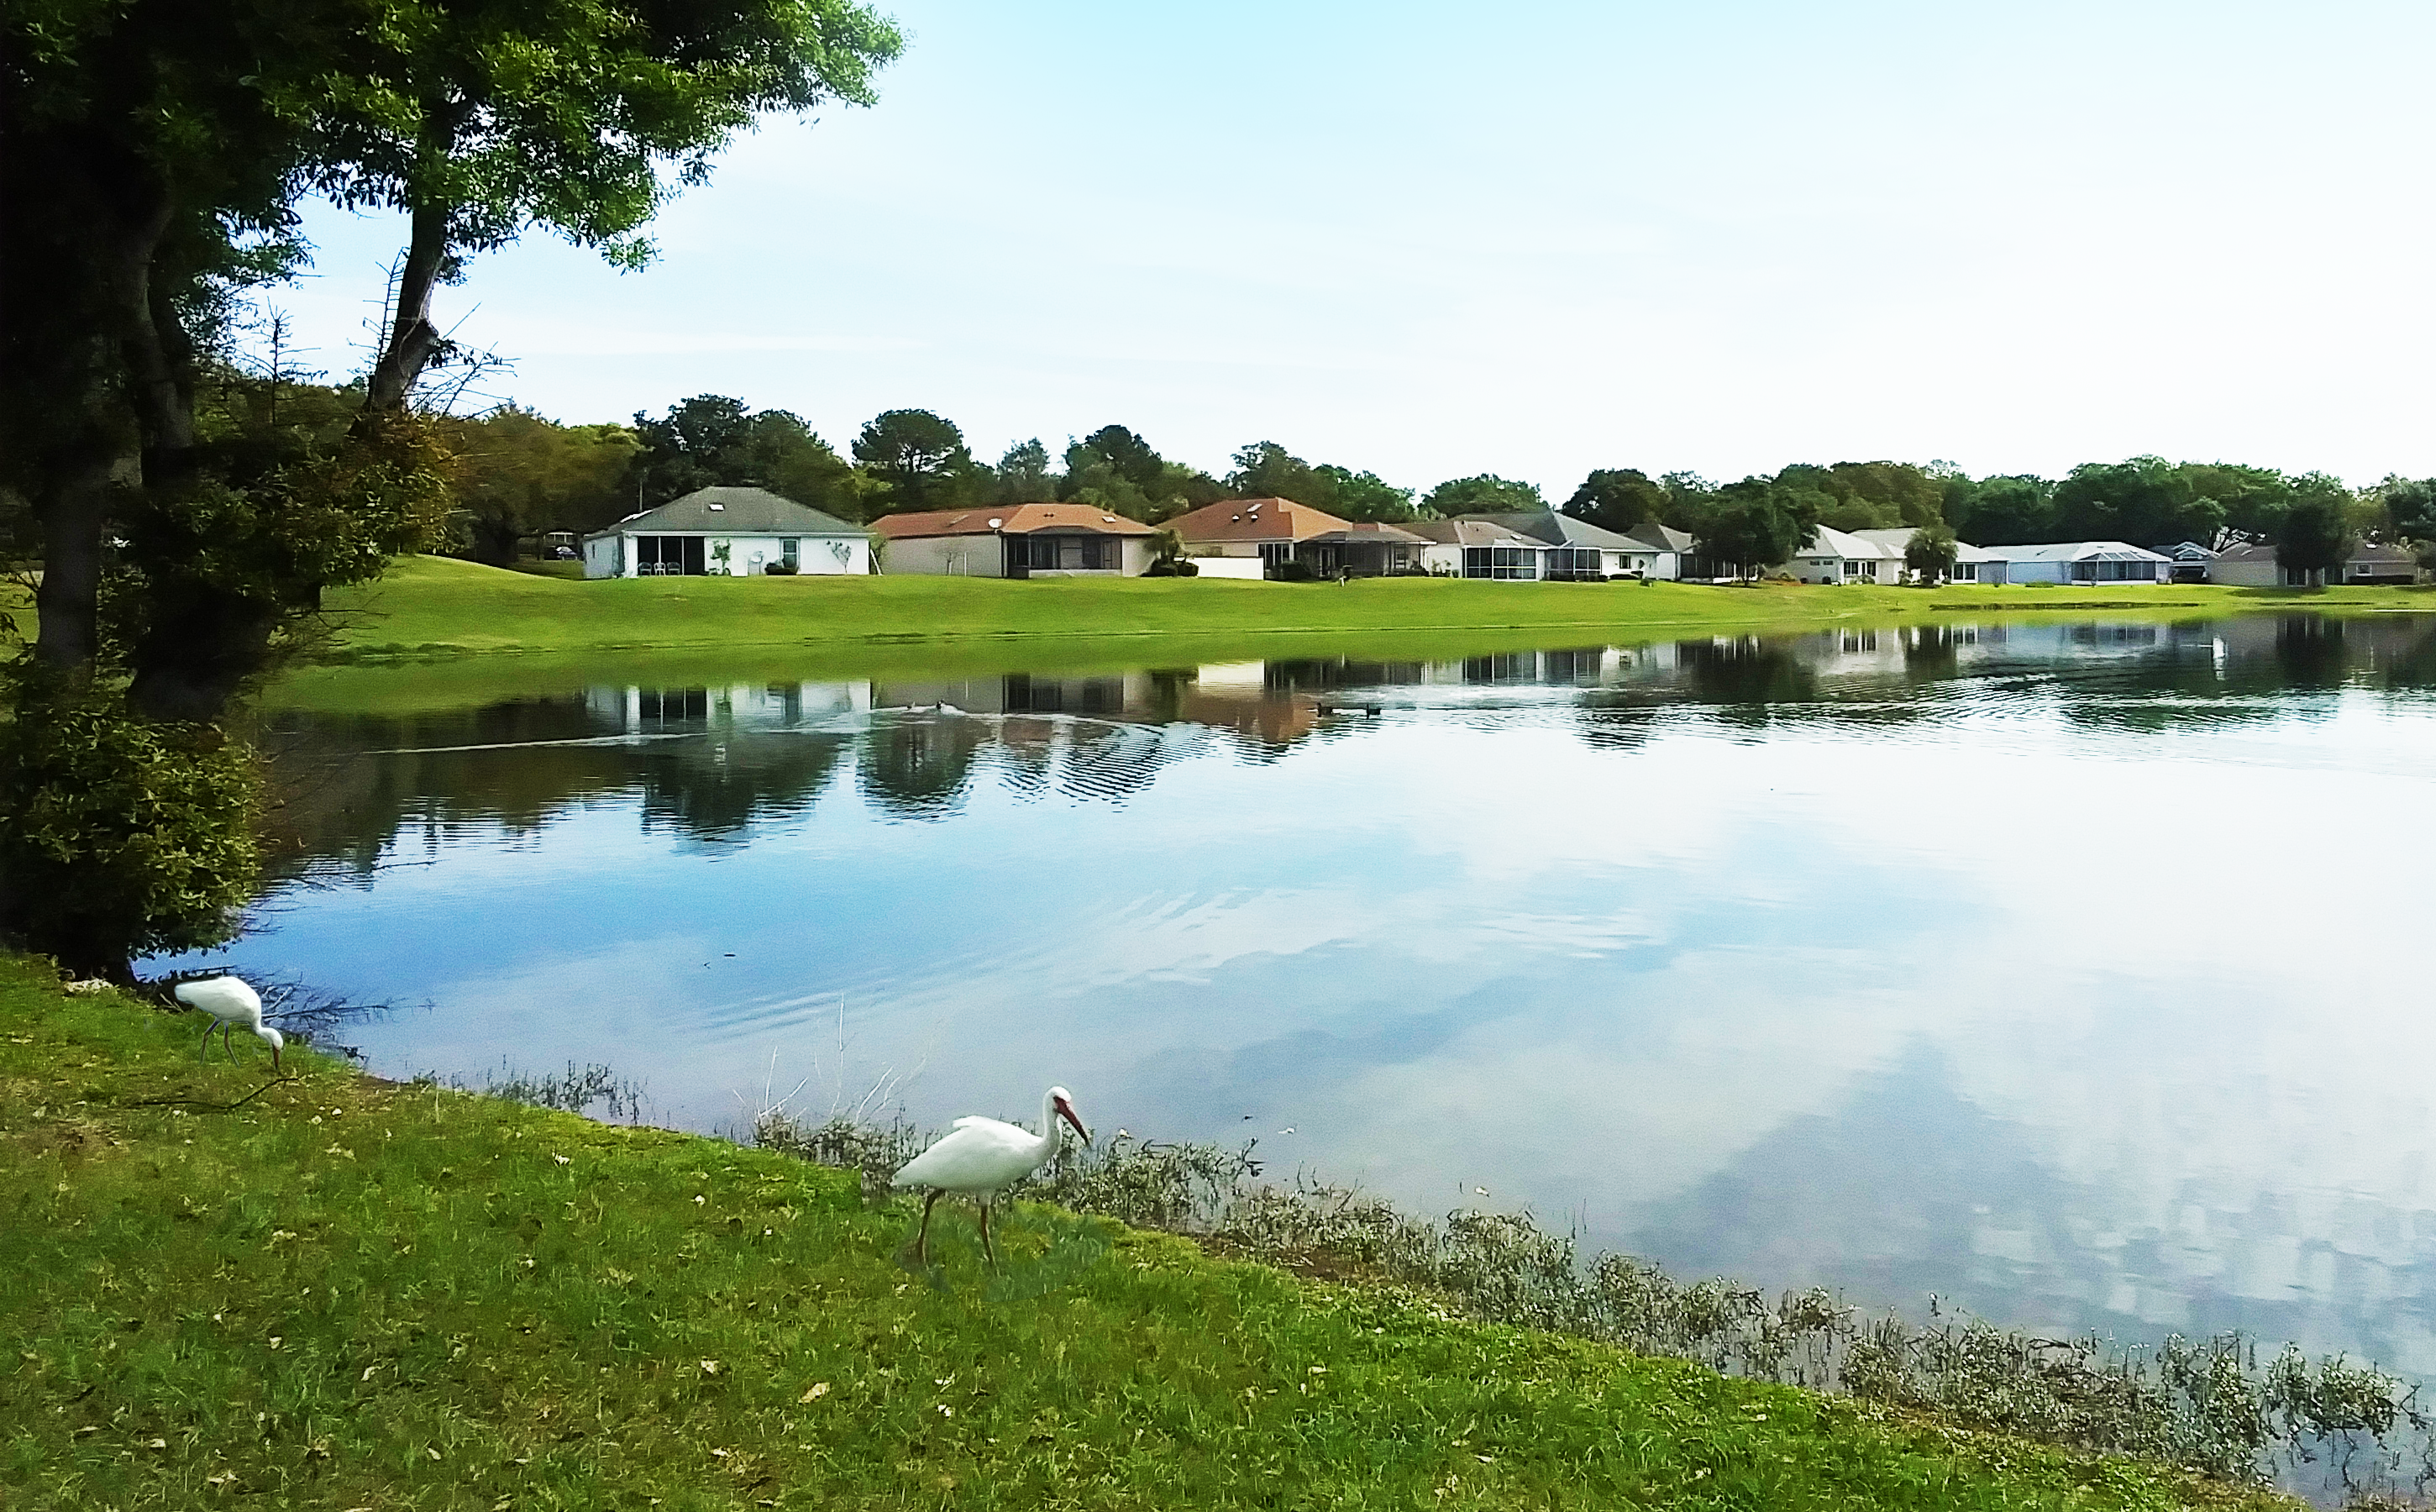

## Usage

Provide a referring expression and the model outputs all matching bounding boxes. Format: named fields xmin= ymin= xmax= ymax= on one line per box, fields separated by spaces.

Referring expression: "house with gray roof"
xmin=1973 ymin=540 xmax=2171 ymax=586
xmin=581 ymin=486 xmax=870 ymax=579
xmin=1407 ymin=511 xmax=1677 ymax=580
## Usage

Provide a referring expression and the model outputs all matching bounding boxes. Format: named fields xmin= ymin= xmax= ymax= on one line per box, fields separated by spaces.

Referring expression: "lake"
xmin=188 ymin=612 xmax=2436 ymax=1375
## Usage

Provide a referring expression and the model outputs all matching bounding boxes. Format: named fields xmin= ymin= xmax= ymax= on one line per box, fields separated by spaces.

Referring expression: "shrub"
xmin=1269 ymin=560 xmax=1319 ymax=582
xmin=0 ymin=669 xmax=260 ymax=978
xmin=763 ymin=561 xmax=797 ymax=575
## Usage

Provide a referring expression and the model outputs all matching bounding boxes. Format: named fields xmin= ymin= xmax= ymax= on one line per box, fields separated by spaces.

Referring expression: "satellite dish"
xmin=987 ymin=517 xmax=1004 ymax=529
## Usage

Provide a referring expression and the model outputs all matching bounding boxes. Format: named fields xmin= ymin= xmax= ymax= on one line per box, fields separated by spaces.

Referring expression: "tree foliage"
xmin=631 ymin=396 xmax=858 ymax=520
xmin=1564 ymin=470 xmax=1673 ymax=535
xmin=1424 ymin=474 xmax=1545 ymax=517
xmin=1905 ymin=523 xmax=1960 ymax=580
xmin=2276 ymin=491 xmax=2353 ymax=582
xmin=0 ymin=665 xmax=260 ymax=978
xmin=1693 ymin=478 xmax=1822 ymax=576
xmin=442 ymin=407 xmax=641 ymax=562
xmin=853 ymin=409 xmax=978 ymax=513
xmin=1225 ymin=443 xmax=1416 ymax=522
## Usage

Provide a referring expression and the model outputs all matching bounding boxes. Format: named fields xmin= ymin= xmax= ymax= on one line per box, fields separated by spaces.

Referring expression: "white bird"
xmin=174 ymin=975 xmax=283 ymax=1074
xmin=892 ymin=1086 xmax=1090 ymax=1266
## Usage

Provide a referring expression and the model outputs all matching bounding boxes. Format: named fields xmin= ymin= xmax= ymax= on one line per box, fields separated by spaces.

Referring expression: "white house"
xmin=1845 ymin=527 xmax=1996 ymax=585
xmin=582 ymin=486 xmax=869 ymax=578
xmin=1786 ymin=526 xmax=1908 ymax=585
xmin=1973 ymin=541 xmax=2172 ymax=585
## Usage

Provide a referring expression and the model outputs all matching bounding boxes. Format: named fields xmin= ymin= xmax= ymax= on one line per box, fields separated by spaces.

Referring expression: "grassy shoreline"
xmin=316 ymin=557 xmax=2428 ymax=662
xmin=0 ymin=957 xmax=2292 ymax=1509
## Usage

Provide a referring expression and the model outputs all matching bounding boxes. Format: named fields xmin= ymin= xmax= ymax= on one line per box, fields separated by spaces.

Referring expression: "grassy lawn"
xmin=0 ymin=957 xmax=2287 ymax=1510
xmin=311 ymin=556 xmax=2432 ymax=664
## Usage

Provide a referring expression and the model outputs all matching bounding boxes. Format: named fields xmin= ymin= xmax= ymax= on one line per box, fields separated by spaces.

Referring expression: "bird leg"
xmin=198 ymin=1021 xmax=216 ymax=1063
xmin=914 ymin=1189 xmax=942 ymax=1268
xmin=979 ymin=1197 xmax=996 ymax=1267
xmin=224 ymin=1023 xmax=239 ymax=1063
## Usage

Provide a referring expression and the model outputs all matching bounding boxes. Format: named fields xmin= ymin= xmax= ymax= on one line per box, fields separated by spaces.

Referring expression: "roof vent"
xmin=1101 ymin=515 xmax=1117 ymax=523
xmin=987 ymin=517 xmax=1003 ymax=530
xmin=707 ymin=502 xmax=725 ymax=512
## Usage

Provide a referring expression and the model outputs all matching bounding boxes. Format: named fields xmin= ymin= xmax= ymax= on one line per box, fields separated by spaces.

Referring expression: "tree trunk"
xmin=366 ymin=195 xmax=453 ymax=412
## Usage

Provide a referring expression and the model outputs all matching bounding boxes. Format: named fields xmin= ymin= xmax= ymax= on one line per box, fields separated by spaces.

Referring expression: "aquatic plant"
xmin=756 ymin=1116 xmax=2434 ymax=1494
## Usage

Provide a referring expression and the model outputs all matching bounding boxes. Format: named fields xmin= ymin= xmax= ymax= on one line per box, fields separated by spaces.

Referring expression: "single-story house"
xmin=2342 ymin=543 xmax=2420 ymax=585
xmin=2162 ymin=541 xmax=2218 ymax=584
xmin=581 ymin=486 xmax=869 ymax=578
xmin=869 ymin=501 xmax=1158 ymax=577
xmin=1296 ymin=521 xmax=1432 ymax=577
xmin=2212 ymin=540 xmax=2423 ymax=586
xmin=1407 ymin=518 xmax=1561 ymax=579
xmin=1620 ymin=520 xmax=1694 ymax=580
xmin=1844 ymin=527 xmax=1996 ymax=585
xmin=1473 ymin=511 xmax=1671 ymax=579
xmin=1786 ymin=526 xmax=1907 ymax=585
xmin=1973 ymin=541 xmax=2173 ymax=585
xmin=2207 ymin=542 xmax=2281 ymax=587
xmin=1167 ymin=497 xmax=1352 ymax=575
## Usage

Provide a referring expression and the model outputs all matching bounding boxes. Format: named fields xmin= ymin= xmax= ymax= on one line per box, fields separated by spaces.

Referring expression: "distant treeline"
xmin=53 ymin=381 xmax=2417 ymax=570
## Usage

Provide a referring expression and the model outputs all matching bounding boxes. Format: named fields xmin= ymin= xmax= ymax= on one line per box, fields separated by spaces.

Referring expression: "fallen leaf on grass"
xmin=700 ymin=1360 xmax=722 ymax=1375
xmin=800 ymin=1383 xmax=830 ymax=1402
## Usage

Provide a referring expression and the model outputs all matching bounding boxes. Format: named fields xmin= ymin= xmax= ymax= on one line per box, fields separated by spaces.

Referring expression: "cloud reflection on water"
xmin=201 ymin=612 xmax=2436 ymax=1373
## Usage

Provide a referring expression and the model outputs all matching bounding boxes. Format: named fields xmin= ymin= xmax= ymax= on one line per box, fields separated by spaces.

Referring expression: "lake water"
xmin=188 ymin=612 xmax=2436 ymax=1374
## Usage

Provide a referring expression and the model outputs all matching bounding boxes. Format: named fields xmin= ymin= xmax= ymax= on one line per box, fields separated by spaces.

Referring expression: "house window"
xmin=1259 ymin=542 xmax=1294 ymax=566
xmin=1464 ymin=546 xmax=1537 ymax=580
xmin=636 ymin=536 xmax=705 ymax=575
xmin=1079 ymin=537 xmax=1110 ymax=570
xmin=782 ymin=538 xmax=800 ymax=570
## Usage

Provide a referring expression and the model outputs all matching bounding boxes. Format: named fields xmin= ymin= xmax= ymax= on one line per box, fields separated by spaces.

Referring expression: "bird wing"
xmin=893 ymin=1117 xmax=1040 ymax=1191
xmin=173 ymin=977 xmax=260 ymax=1021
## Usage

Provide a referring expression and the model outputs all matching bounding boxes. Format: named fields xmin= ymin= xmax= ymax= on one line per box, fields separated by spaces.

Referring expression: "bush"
xmin=0 ymin=670 xmax=261 ymax=978
xmin=763 ymin=561 xmax=797 ymax=575
xmin=1142 ymin=559 xmax=1200 ymax=577
xmin=1269 ymin=560 xmax=1319 ymax=582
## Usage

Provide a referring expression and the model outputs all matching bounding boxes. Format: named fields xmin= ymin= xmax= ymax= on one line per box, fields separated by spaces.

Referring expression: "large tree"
xmin=1565 ymin=469 xmax=1672 ymax=534
xmin=3 ymin=0 xmax=902 ymax=714
xmin=2275 ymin=481 xmax=2353 ymax=585
xmin=1951 ymin=475 xmax=2055 ymax=545
xmin=854 ymin=409 xmax=975 ymax=512
xmin=1222 ymin=442 xmax=1413 ymax=522
xmin=1424 ymin=474 xmax=1545 ymax=517
xmin=631 ymin=396 xmax=859 ymax=519
xmin=447 ymin=406 xmax=643 ymax=562
xmin=1694 ymin=477 xmax=1820 ymax=577
xmin=2050 ymin=458 xmax=2224 ymax=548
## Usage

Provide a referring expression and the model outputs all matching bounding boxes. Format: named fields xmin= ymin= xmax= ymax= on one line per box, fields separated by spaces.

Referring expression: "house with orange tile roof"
xmin=1165 ymin=497 xmax=1425 ymax=578
xmin=869 ymin=501 xmax=1158 ymax=577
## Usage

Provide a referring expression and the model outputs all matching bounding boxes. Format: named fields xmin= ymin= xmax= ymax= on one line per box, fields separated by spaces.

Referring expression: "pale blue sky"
xmin=280 ymin=0 xmax=2436 ymax=495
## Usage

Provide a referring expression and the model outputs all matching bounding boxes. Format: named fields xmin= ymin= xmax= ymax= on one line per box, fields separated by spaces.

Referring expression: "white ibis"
xmin=175 ymin=975 xmax=283 ymax=1074
xmin=893 ymin=1086 xmax=1090 ymax=1265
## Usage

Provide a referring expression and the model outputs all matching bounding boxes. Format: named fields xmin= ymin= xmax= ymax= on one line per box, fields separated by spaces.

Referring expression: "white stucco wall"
xmin=2209 ymin=557 xmax=2281 ymax=587
xmin=1188 ymin=556 xmax=1267 ymax=580
xmin=585 ymin=531 xmax=870 ymax=578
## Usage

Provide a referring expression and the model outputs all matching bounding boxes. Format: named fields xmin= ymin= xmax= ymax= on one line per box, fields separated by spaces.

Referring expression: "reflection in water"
xmin=218 ymin=613 xmax=2436 ymax=1380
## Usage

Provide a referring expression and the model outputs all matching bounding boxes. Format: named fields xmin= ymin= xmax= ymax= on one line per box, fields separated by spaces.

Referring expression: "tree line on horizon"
xmin=417 ymin=392 xmax=2436 ymax=571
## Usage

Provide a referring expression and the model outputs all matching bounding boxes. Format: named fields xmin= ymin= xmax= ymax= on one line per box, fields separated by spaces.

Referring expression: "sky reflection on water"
xmin=195 ymin=614 xmax=2436 ymax=1373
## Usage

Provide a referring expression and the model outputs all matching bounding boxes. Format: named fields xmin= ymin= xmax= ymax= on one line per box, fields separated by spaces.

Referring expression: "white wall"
xmin=1189 ymin=555 xmax=1266 ymax=580
xmin=587 ymin=531 xmax=871 ymax=578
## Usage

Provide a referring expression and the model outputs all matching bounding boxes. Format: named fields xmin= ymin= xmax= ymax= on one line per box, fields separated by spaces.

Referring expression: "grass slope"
xmin=0 ymin=958 xmax=2285 ymax=1510
xmin=316 ymin=556 xmax=2430 ymax=664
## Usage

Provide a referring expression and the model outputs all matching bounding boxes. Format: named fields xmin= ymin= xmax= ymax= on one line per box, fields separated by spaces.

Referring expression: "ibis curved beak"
xmin=1057 ymin=1100 xmax=1091 ymax=1143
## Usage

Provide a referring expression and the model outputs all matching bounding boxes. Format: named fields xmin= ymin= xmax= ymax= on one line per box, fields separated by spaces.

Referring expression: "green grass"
xmin=311 ymin=556 xmax=2433 ymax=665
xmin=0 ymin=957 xmax=2287 ymax=1510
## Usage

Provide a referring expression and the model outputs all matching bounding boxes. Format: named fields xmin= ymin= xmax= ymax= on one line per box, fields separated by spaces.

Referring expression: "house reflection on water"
xmin=260 ymin=612 xmax=2436 ymax=876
